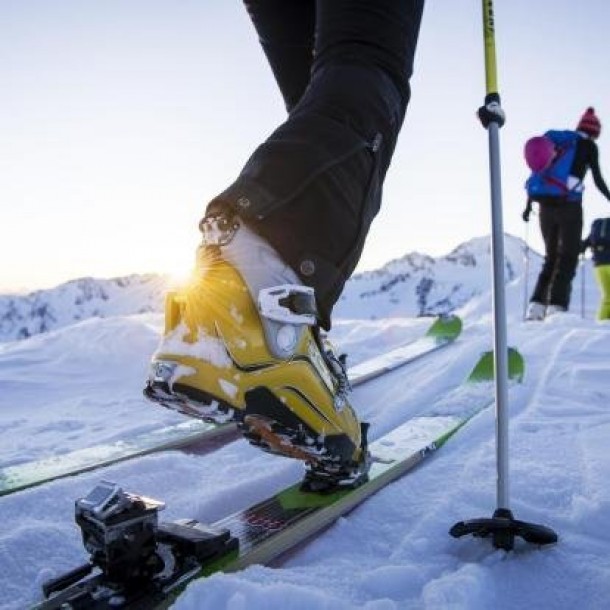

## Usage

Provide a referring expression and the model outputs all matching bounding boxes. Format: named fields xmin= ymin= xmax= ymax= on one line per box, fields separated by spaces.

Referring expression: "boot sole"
xmin=144 ymin=379 xmax=240 ymax=425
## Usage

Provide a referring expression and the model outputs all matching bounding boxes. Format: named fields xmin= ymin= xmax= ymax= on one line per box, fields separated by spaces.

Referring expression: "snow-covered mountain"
xmin=335 ymin=233 xmax=536 ymax=319
xmin=0 ymin=234 xmax=539 ymax=343
xmin=0 ymin=274 xmax=169 ymax=342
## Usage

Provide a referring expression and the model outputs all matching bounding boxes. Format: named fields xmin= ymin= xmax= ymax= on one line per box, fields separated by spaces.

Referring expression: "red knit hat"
xmin=577 ymin=107 xmax=601 ymax=138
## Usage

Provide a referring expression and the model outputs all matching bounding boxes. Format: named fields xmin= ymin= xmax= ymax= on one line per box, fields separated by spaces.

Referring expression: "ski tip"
xmin=467 ymin=348 xmax=525 ymax=383
xmin=425 ymin=315 xmax=463 ymax=343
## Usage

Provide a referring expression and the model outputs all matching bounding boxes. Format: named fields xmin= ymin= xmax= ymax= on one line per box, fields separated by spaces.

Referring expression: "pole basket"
xmin=450 ymin=508 xmax=558 ymax=551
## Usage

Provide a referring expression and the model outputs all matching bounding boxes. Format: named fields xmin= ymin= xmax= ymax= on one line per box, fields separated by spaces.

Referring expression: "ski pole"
xmin=480 ymin=0 xmax=511 ymax=519
xmin=581 ymin=253 xmax=586 ymax=319
xmin=523 ymin=221 xmax=530 ymax=321
xmin=450 ymin=0 xmax=557 ymax=551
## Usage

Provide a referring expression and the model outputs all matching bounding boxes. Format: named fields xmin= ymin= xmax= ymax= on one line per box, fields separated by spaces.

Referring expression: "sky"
xmin=2 ymin=0 xmax=610 ymax=293
xmin=1 ymin=254 xmax=609 ymax=609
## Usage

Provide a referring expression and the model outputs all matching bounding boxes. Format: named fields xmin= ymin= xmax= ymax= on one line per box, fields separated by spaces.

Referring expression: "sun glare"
xmin=167 ymin=265 xmax=196 ymax=289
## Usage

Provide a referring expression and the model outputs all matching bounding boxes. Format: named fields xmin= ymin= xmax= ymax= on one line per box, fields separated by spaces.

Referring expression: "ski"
xmin=0 ymin=316 xmax=461 ymax=497
xmin=35 ymin=346 xmax=523 ymax=610
xmin=347 ymin=314 xmax=462 ymax=385
xmin=0 ymin=420 xmax=236 ymax=497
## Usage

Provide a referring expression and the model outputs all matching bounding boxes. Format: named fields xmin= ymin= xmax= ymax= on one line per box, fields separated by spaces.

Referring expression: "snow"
xmin=1 ymin=249 xmax=609 ymax=610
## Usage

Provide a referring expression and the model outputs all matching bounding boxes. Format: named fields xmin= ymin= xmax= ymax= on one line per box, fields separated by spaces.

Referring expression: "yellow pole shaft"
xmin=482 ymin=0 xmax=498 ymax=95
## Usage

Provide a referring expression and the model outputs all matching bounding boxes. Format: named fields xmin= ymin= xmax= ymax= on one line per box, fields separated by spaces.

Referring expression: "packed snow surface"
xmin=1 ymin=248 xmax=609 ymax=610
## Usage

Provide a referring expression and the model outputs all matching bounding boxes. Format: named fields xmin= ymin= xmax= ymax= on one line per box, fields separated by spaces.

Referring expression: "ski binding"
xmin=38 ymin=481 xmax=238 ymax=609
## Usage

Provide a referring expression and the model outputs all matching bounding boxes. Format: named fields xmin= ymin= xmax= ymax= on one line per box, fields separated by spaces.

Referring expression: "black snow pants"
xmin=530 ymin=200 xmax=584 ymax=310
xmin=207 ymin=0 xmax=425 ymax=329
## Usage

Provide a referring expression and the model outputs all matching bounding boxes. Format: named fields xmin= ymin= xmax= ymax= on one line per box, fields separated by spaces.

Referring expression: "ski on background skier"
xmin=34 ymin=346 xmax=523 ymax=610
xmin=0 ymin=316 xmax=461 ymax=497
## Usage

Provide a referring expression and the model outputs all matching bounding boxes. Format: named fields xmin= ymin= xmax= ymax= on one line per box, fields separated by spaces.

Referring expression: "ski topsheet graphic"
xmin=0 ymin=316 xmax=462 ymax=497
xmin=35 ymin=346 xmax=523 ymax=610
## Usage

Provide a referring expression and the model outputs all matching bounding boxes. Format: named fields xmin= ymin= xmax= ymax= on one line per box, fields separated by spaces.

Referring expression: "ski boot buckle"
xmin=258 ymin=285 xmax=317 ymax=325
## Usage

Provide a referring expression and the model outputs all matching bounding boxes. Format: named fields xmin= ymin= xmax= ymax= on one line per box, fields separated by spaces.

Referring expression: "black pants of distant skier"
xmin=207 ymin=0 xmax=425 ymax=329
xmin=530 ymin=201 xmax=583 ymax=309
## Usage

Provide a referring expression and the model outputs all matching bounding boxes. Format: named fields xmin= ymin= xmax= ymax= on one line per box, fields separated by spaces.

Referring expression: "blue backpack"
xmin=525 ymin=130 xmax=583 ymax=202
xmin=587 ymin=218 xmax=610 ymax=266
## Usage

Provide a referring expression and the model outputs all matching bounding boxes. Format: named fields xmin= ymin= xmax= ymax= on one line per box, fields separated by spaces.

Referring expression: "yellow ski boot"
xmin=145 ymin=211 xmax=369 ymax=490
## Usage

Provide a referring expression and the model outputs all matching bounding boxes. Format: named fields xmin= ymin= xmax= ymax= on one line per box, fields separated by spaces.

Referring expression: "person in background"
xmin=581 ymin=218 xmax=610 ymax=321
xmin=145 ymin=1 xmax=425 ymax=492
xmin=523 ymin=107 xmax=610 ymax=321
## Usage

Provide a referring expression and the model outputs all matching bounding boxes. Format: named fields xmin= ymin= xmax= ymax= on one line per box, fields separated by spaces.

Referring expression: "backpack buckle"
xmin=258 ymin=285 xmax=317 ymax=325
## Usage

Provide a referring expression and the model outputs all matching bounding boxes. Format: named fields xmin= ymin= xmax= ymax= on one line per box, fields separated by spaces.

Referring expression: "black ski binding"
xmin=300 ymin=422 xmax=371 ymax=494
xmin=38 ymin=481 xmax=239 ymax=609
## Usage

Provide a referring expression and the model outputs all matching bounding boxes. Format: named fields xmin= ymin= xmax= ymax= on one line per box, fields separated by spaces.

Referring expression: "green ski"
xmin=1 ymin=316 xmax=461 ymax=497
xmin=35 ymin=345 xmax=523 ymax=610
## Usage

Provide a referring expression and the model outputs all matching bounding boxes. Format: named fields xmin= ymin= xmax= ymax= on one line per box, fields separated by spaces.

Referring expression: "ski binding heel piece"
xmin=39 ymin=481 xmax=239 ymax=609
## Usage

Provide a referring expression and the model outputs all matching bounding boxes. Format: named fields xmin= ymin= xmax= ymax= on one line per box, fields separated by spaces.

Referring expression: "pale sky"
xmin=2 ymin=1 xmax=609 ymax=293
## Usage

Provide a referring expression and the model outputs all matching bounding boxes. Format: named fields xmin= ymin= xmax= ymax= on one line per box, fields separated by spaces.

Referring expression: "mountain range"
xmin=0 ymin=234 xmax=538 ymax=343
